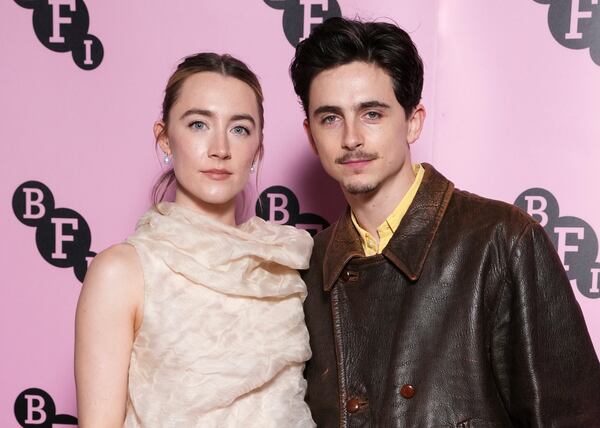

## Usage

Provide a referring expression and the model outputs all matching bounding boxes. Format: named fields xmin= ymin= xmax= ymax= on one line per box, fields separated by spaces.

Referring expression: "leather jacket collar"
xmin=322 ymin=163 xmax=455 ymax=290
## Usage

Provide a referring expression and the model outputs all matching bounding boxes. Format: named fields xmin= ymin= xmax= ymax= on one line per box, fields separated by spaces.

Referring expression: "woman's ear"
xmin=154 ymin=121 xmax=170 ymax=154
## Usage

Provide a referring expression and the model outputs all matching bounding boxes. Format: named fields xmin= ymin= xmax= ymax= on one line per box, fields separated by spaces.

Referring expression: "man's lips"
xmin=201 ymin=169 xmax=232 ymax=180
xmin=336 ymin=155 xmax=378 ymax=169
xmin=341 ymin=159 xmax=372 ymax=167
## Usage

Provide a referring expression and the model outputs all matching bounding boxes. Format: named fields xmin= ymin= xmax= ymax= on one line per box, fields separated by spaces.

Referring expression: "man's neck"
xmin=345 ymin=163 xmax=416 ymax=239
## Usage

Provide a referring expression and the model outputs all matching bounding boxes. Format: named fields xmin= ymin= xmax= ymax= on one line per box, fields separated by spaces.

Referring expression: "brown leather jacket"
xmin=302 ymin=164 xmax=600 ymax=427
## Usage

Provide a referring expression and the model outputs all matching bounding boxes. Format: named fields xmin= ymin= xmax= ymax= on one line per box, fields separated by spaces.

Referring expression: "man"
xmin=290 ymin=17 xmax=600 ymax=427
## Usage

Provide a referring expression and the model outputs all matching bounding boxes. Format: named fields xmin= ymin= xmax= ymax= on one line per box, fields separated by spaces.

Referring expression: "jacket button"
xmin=346 ymin=397 xmax=361 ymax=413
xmin=400 ymin=384 xmax=415 ymax=399
xmin=340 ymin=270 xmax=359 ymax=282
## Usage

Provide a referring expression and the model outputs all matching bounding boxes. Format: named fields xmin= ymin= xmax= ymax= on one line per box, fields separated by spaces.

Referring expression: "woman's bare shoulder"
xmin=80 ymin=243 xmax=143 ymax=307
xmin=87 ymin=243 xmax=141 ymax=280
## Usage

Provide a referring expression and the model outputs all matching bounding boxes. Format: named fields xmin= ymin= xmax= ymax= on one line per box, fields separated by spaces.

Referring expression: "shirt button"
xmin=400 ymin=384 xmax=416 ymax=399
xmin=366 ymin=237 xmax=376 ymax=249
xmin=346 ymin=397 xmax=362 ymax=413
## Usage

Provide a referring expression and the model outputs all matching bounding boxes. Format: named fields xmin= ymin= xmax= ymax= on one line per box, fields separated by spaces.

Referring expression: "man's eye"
xmin=231 ymin=126 xmax=250 ymax=135
xmin=365 ymin=111 xmax=381 ymax=120
xmin=190 ymin=121 xmax=206 ymax=130
xmin=322 ymin=115 xmax=338 ymax=125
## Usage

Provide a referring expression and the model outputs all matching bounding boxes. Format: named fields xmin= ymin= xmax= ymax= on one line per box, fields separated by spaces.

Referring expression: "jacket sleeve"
xmin=491 ymin=221 xmax=600 ymax=425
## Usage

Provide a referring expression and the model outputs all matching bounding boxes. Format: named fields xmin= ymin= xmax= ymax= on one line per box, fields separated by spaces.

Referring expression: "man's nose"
xmin=342 ymin=119 xmax=364 ymax=150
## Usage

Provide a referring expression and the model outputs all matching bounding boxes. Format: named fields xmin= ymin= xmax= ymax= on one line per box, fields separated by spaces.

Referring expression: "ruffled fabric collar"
xmin=132 ymin=202 xmax=313 ymax=298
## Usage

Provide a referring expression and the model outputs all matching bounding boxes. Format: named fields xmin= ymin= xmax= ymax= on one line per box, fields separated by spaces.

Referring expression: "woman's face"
xmin=157 ymin=72 xmax=262 ymax=212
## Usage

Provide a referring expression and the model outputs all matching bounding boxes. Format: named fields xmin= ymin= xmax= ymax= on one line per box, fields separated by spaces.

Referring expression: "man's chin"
xmin=344 ymin=181 xmax=377 ymax=195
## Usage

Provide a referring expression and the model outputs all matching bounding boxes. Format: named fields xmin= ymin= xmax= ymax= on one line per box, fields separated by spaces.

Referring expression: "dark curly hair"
xmin=290 ymin=17 xmax=423 ymax=119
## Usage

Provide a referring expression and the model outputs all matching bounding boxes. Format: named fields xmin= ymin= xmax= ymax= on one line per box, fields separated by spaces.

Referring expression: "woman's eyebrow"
xmin=180 ymin=108 xmax=214 ymax=120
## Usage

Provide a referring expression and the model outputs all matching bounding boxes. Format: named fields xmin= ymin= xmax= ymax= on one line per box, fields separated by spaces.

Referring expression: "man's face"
xmin=304 ymin=61 xmax=424 ymax=197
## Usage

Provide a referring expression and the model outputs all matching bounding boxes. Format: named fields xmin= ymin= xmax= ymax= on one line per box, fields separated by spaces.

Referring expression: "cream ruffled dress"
xmin=123 ymin=202 xmax=315 ymax=427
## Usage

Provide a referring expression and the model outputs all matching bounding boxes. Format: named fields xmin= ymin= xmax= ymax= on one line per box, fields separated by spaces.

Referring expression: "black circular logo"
xmin=71 ymin=33 xmax=104 ymax=70
xmin=32 ymin=0 xmax=90 ymax=53
xmin=264 ymin=0 xmax=342 ymax=46
xmin=15 ymin=0 xmax=103 ymax=70
xmin=13 ymin=181 xmax=96 ymax=282
xmin=13 ymin=181 xmax=56 ymax=227
xmin=533 ymin=0 xmax=600 ymax=66
xmin=14 ymin=388 xmax=78 ymax=427
xmin=515 ymin=187 xmax=600 ymax=298
xmin=256 ymin=185 xmax=329 ymax=236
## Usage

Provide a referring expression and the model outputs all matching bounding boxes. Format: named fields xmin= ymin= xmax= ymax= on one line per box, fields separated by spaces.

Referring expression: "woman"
xmin=75 ymin=53 xmax=315 ymax=427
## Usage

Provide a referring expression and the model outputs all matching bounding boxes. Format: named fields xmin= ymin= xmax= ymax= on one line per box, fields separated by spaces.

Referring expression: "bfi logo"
xmin=264 ymin=0 xmax=342 ymax=46
xmin=13 ymin=181 xmax=95 ymax=282
xmin=256 ymin=185 xmax=329 ymax=236
xmin=565 ymin=0 xmax=598 ymax=40
xmin=14 ymin=388 xmax=77 ymax=427
xmin=14 ymin=0 xmax=104 ymax=70
xmin=534 ymin=0 xmax=600 ymax=66
xmin=515 ymin=188 xmax=600 ymax=298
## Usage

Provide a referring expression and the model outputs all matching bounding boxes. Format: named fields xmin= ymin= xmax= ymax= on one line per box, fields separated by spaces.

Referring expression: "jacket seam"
xmin=408 ymin=178 xmax=454 ymax=280
xmin=487 ymin=221 xmax=533 ymax=415
xmin=331 ymin=286 xmax=348 ymax=427
xmin=491 ymin=221 xmax=532 ymax=326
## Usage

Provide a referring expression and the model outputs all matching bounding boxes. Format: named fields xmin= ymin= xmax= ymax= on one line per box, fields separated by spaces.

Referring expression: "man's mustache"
xmin=335 ymin=151 xmax=379 ymax=164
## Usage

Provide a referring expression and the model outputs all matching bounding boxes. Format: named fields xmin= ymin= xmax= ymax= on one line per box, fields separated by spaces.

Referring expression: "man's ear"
xmin=303 ymin=118 xmax=318 ymax=155
xmin=407 ymin=104 xmax=426 ymax=145
xmin=154 ymin=121 xmax=170 ymax=154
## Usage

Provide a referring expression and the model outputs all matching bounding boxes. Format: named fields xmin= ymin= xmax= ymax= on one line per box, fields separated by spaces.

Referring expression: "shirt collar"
xmin=322 ymin=163 xmax=455 ymax=291
xmin=350 ymin=164 xmax=425 ymax=255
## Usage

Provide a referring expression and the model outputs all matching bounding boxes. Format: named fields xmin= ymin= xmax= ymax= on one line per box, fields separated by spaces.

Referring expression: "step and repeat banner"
xmin=1 ymin=0 xmax=598 ymax=425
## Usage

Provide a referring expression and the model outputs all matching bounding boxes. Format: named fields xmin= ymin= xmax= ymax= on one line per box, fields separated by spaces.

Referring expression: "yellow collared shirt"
xmin=351 ymin=164 xmax=424 ymax=256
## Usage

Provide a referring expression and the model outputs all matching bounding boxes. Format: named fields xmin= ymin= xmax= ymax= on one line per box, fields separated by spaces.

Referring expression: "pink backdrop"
xmin=2 ymin=0 xmax=598 ymax=425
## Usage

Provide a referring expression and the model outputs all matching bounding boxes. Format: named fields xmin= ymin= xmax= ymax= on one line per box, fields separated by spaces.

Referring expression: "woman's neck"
xmin=174 ymin=187 xmax=237 ymax=226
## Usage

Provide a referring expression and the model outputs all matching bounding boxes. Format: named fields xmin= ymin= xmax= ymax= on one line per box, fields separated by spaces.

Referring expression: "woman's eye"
xmin=190 ymin=121 xmax=206 ymax=130
xmin=231 ymin=126 xmax=250 ymax=135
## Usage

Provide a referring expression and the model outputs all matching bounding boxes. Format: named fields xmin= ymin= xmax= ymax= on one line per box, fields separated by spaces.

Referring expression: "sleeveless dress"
xmin=123 ymin=202 xmax=316 ymax=427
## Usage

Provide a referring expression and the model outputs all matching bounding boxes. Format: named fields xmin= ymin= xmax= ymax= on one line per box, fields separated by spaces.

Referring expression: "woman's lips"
xmin=202 ymin=169 xmax=232 ymax=180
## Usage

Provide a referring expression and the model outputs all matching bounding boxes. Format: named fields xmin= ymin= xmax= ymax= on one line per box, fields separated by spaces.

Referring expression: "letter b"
xmin=24 ymin=395 xmax=47 ymax=424
xmin=13 ymin=181 xmax=55 ymax=227
xmin=524 ymin=195 xmax=549 ymax=227
xmin=14 ymin=388 xmax=56 ymax=427
xmin=23 ymin=188 xmax=46 ymax=219
xmin=267 ymin=193 xmax=290 ymax=224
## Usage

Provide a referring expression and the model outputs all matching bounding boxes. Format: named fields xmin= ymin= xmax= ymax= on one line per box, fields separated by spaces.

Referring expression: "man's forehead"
xmin=308 ymin=62 xmax=397 ymax=111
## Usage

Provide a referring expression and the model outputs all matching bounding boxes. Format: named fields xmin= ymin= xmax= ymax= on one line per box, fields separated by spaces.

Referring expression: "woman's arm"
xmin=74 ymin=243 xmax=143 ymax=428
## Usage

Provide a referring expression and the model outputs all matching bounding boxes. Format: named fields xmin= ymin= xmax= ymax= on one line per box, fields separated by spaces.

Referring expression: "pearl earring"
xmin=250 ymin=162 xmax=256 ymax=173
xmin=163 ymin=153 xmax=171 ymax=165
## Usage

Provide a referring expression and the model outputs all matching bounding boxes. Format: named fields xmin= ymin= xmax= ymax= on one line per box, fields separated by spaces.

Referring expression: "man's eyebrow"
xmin=312 ymin=101 xmax=391 ymax=118
xmin=312 ymin=105 xmax=343 ymax=117
xmin=180 ymin=109 xmax=256 ymax=126
xmin=358 ymin=100 xmax=391 ymax=110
